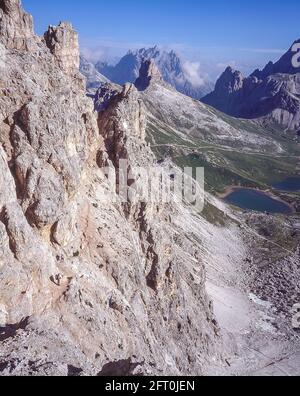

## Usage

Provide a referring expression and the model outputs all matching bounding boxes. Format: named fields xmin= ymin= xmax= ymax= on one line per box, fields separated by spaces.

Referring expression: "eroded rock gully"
xmin=0 ymin=0 xmax=222 ymax=376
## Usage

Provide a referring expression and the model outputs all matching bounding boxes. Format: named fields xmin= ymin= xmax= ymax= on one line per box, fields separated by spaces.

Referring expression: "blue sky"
xmin=23 ymin=0 xmax=300 ymax=79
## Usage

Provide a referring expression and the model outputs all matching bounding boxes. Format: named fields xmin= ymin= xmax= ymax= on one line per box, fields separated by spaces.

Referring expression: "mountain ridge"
xmin=80 ymin=55 xmax=110 ymax=93
xmin=95 ymin=46 xmax=212 ymax=100
xmin=202 ymin=40 xmax=300 ymax=133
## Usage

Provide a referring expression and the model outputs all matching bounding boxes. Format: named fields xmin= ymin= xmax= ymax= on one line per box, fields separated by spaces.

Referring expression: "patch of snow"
xmin=249 ymin=293 xmax=272 ymax=309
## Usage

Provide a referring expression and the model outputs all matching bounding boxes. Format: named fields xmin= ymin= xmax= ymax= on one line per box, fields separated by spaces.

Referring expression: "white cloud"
xmin=81 ymin=47 xmax=107 ymax=63
xmin=182 ymin=61 xmax=207 ymax=87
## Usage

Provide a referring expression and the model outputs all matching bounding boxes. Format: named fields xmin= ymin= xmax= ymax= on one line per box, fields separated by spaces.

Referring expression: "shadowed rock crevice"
xmin=136 ymin=203 xmax=160 ymax=291
xmin=97 ymin=358 xmax=144 ymax=377
xmin=3 ymin=106 xmax=32 ymax=202
xmin=0 ymin=361 xmax=9 ymax=372
xmin=67 ymin=364 xmax=83 ymax=377
xmin=146 ymin=248 xmax=159 ymax=291
xmin=0 ymin=317 xmax=29 ymax=342
xmin=0 ymin=207 xmax=17 ymax=258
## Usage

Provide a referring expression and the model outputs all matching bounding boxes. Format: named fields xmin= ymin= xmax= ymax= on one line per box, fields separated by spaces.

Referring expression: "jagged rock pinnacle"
xmin=44 ymin=21 xmax=80 ymax=74
xmin=135 ymin=58 xmax=165 ymax=91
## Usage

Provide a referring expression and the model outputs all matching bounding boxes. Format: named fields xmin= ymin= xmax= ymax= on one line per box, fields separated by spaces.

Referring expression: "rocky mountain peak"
xmin=0 ymin=0 xmax=34 ymax=50
xmin=203 ymin=39 xmax=300 ymax=131
xmin=95 ymin=46 xmax=212 ymax=100
xmin=79 ymin=55 xmax=110 ymax=94
xmin=251 ymin=39 xmax=300 ymax=80
xmin=224 ymin=66 xmax=234 ymax=73
xmin=136 ymin=46 xmax=160 ymax=58
xmin=44 ymin=21 xmax=80 ymax=74
xmin=214 ymin=66 xmax=245 ymax=95
xmin=134 ymin=58 xmax=165 ymax=90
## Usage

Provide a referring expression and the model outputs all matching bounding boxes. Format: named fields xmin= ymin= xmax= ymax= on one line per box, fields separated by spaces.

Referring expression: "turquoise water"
xmin=272 ymin=177 xmax=300 ymax=192
xmin=224 ymin=189 xmax=292 ymax=214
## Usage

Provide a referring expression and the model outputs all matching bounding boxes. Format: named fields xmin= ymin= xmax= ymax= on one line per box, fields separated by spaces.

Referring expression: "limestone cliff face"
xmin=0 ymin=0 xmax=34 ymax=50
xmin=44 ymin=22 xmax=80 ymax=74
xmin=94 ymin=82 xmax=122 ymax=112
xmin=0 ymin=0 xmax=98 ymax=326
xmin=0 ymin=0 xmax=221 ymax=376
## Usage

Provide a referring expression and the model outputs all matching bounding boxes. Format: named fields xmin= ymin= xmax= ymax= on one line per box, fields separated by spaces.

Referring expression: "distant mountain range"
xmin=202 ymin=40 xmax=300 ymax=133
xmin=80 ymin=55 xmax=110 ymax=93
xmin=80 ymin=41 xmax=300 ymax=134
xmin=94 ymin=47 xmax=213 ymax=100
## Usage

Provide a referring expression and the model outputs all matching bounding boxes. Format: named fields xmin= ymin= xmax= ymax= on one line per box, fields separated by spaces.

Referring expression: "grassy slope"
xmin=147 ymin=116 xmax=300 ymax=195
